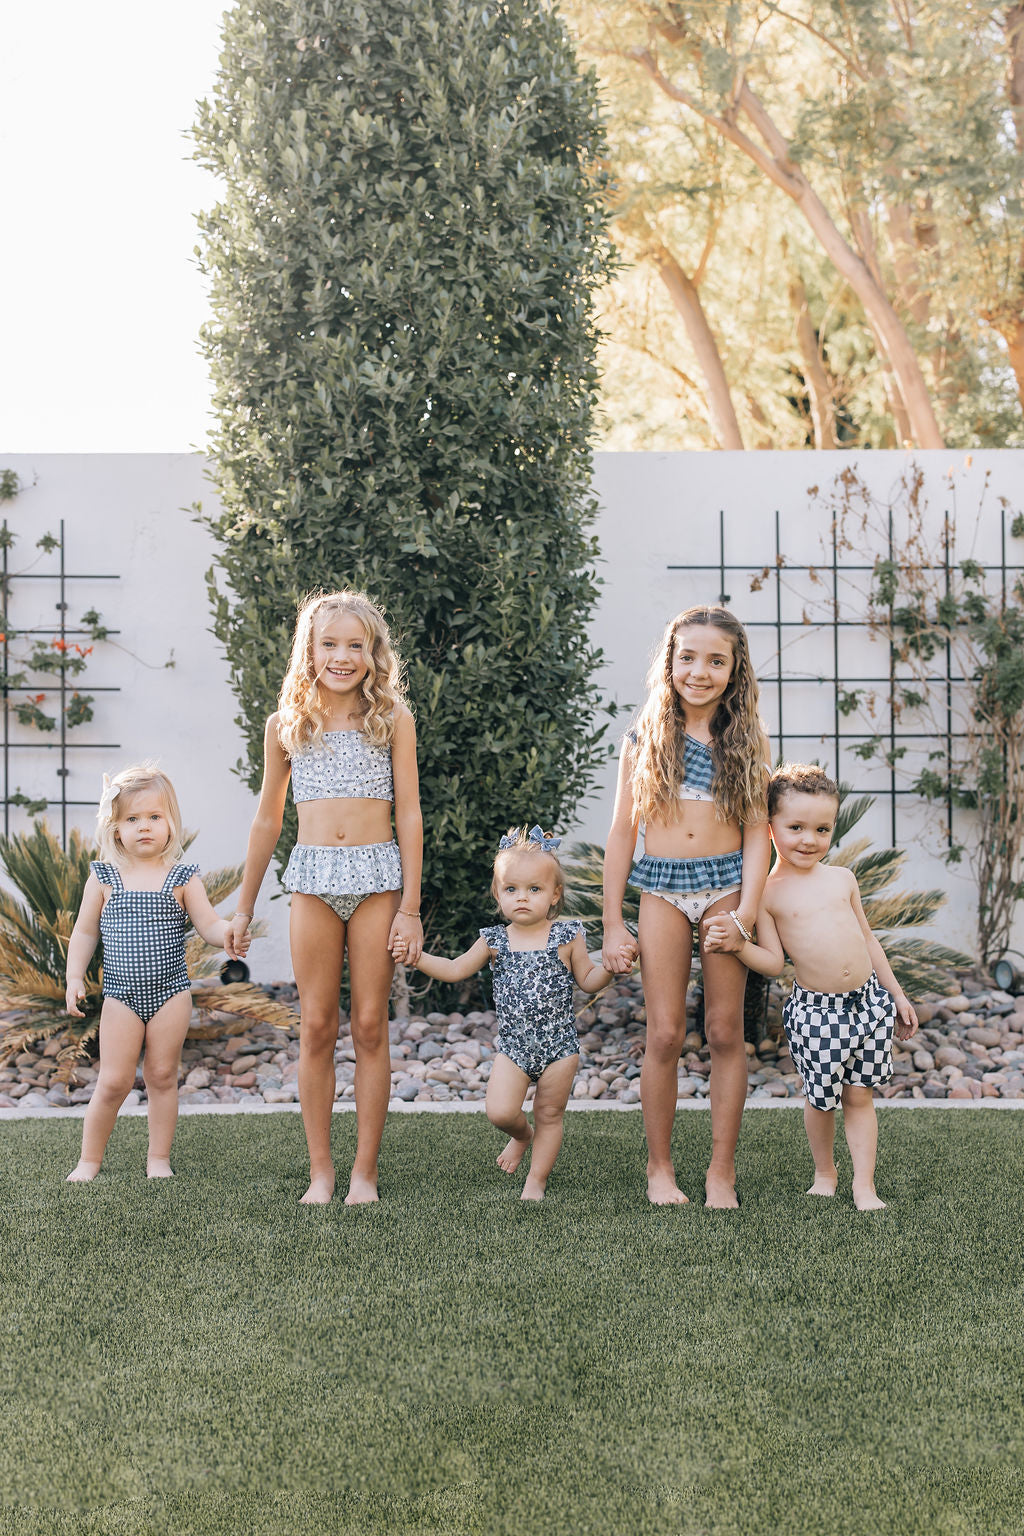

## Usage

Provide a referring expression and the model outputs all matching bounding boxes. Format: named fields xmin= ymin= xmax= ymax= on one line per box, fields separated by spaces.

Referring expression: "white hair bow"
xmin=97 ymin=773 xmax=116 ymax=821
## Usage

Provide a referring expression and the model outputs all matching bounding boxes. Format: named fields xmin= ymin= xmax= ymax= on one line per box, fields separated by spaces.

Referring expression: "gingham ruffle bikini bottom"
xmin=282 ymin=841 xmax=402 ymax=923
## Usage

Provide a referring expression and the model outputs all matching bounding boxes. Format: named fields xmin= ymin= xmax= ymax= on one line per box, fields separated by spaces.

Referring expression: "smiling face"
xmin=311 ymin=611 xmax=371 ymax=698
xmin=670 ymin=624 xmax=735 ymax=715
xmin=493 ymin=850 xmax=562 ymax=927
xmin=769 ymin=789 xmax=838 ymax=871
xmin=115 ymin=789 xmax=173 ymax=861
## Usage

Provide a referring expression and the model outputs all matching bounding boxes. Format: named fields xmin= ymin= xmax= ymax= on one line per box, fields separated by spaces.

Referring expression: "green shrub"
xmin=192 ymin=0 xmax=614 ymax=955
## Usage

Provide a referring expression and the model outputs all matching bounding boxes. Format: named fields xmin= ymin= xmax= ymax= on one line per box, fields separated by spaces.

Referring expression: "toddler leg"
xmin=141 ymin=991 xmax=193 ymax=1176
xmin=486 ymin=1054 xmax=533 ymax=1173
xmin=521 ymin=1053 xmax=578 ymax=1201
xmin=802 ymin=1103 xmax=839 ymax=1196
xmin=842 ymin=1083 xmax=885 ymax=1210
xmin=67 ymin=998 xmax=145 ymax=1180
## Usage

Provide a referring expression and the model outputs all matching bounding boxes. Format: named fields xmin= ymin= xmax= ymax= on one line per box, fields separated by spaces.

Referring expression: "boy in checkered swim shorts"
xmin=705 ymin=764 xmax=918 ymax=1210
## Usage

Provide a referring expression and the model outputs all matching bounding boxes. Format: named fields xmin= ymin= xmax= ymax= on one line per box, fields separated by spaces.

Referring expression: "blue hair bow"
xmin=498 ymin=825 xmax=561 ymax=852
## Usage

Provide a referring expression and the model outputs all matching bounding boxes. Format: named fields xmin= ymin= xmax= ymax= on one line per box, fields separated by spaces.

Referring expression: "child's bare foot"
xmin=521 ymin=1173 xmax=546 ymax=1201
xmin=704 ymin=1171 xmax=739 ymax=1209
xmin=300 ymin=1172 xmax=336 ymax=1205
xmin=66 ymin=1161 xmax=101 ymax=1183
xmin=647 ymin=1167 xmax=690 ymax=1205
xmin=853 ymin=1184 xmax=886 ymax=1211
xmin=146 ymin=1159 xmax=174 ymax=1179
xmin=807 ymin=1168 xmax=838 ymax=1197
xmin=497 ymin=1125 xmax=533 ymax=1174
xmin=344 ymin=1172 xmax=379 ymax=1205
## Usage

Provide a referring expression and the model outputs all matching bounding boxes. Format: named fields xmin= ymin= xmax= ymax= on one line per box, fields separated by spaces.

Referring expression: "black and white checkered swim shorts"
xmin=783 ymin=972 xmax=895 ymax=1111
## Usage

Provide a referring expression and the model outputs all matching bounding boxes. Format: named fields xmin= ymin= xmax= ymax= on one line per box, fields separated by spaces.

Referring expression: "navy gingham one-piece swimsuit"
xmin=480 ymin=919 xmax=583 ymax=1081
xmin=92 ymin=861 xmax=197 ymax=1024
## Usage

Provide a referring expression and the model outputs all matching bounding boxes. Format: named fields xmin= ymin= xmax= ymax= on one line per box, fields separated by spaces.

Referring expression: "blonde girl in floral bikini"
xmin=602 ymin=606 xmax=770 ymax=1208
xmin=227 ymin=590 xmax=423 ymax=1206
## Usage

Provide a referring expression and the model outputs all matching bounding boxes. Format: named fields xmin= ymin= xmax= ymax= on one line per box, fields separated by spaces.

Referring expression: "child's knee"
xmin=349 ymin=1011 xmax=387 ymax=1053
xmin=703 ymin=1008 xmax=742 ymax=1052
xmin=94 ymin=1070 xmax=136 ymax=1104
xmin=143 ymin=1062 xmax=179 ymax=1094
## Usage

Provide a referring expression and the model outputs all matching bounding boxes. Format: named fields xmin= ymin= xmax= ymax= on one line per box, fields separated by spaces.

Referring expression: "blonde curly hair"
xmin=277 ymin=590 xmax=406 ymax=757
xmin=629 ymin=606 xmax=767 ymax=828
xmin=96 ymin=762 xmax=185 ymax=865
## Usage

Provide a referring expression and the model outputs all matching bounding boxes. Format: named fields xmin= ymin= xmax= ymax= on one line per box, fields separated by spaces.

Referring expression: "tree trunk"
xmin=788 ymin=276 xmax=839 ymax=449
xmin=651 ymin=244 xmax=745 ymax=448
xmin=997 ymin=6 xmax=1024 ymax=412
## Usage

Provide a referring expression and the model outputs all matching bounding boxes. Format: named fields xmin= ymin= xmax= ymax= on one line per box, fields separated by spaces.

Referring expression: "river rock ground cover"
xmin=3 ymin=972 xmax=1023 ymax=1112
xmin=1 ymin=1111 xmax=1021 ymax=1536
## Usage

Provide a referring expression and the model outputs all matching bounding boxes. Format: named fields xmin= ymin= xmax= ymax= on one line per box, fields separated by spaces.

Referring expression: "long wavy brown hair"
xmin=277 ymin=590 xmax=406 ymax=756
xmin=629 ymin=606 xmax=767 ymax=827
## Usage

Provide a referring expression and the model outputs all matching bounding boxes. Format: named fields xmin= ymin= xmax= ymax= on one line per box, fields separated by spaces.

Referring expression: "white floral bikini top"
xmin=289 ymin=730 xmax=393 ymax=803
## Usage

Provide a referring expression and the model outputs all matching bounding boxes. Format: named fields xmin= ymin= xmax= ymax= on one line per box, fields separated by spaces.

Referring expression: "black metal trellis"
xmin=668 ymin=506 xmax=1024 ymax=850
xmin=1 ymin=518 xmax=120 ymax=845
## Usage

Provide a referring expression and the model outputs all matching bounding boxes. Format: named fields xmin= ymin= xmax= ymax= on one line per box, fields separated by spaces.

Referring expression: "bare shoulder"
xmin=391 ymin=700 xmax=415 ymax=732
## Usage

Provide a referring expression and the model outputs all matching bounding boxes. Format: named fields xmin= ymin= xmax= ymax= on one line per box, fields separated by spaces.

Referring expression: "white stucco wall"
xmin=1 ymin=450 xmax=1020 ymax=977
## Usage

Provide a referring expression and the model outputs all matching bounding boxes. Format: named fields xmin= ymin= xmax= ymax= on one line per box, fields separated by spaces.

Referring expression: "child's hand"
xmin=894 ymin=995 xmax=919 ymax=1039
xmin=224 ymin=913 xmax=251 ymax=960
xmin=602 ymin=922 xmax=636 ymax=974
xmin=617 ymin=942 xmax=639 ymax=970
xmin=704 ymin=918 xmax=741 ymax=953
xmin=388 ymin=910 xmax=423 ymax=966
xmin=66 ymin=978 xmax=87 ymax=1018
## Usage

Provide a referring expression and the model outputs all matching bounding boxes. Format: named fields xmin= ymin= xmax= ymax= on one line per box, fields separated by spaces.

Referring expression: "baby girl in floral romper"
xmin=396 ymin=826 xmax=618 ymax=1200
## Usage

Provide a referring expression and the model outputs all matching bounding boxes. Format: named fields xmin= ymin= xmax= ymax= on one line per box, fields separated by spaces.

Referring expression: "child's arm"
xmin=602 ymin=739 xmax=640 ymax=973
xmin=388 ymin=705 xmax=424 ymax=965
xmin=567 ymin=929 xmax=616 ymax=993
xmin=180 ymin=874 xmax=250 ymax=955
xmin=850 ymin=882 xmax=919 ymax=1038
xmin=734 ymin=736 xmax=773 ymax=938
xmin=704 ymin=897 xmax=786 ymax=978
xmin=412 ymin=936 xmax=492 ymax=984
xmin=225 ymin=713 xmax=290 ymax=959
xmin=65 ymin=874 xmax=105 ymax=1017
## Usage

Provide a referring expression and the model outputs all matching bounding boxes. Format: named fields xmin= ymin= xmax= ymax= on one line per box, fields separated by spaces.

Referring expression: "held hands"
xmin=703 ymin=916 xmax=744 ymax=954
xmin=601 ymin=923 xmax=639 ymax=974
xmin=66 ymin=978 xmax=87 ymax=1018
xmin=224 ymin=913 xmax=251 ymax=961
xmin=389 ymin=910 xmax=423 ymax=967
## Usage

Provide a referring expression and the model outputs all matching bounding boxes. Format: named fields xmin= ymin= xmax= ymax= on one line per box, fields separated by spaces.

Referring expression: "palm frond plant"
xmin=0 ymin=821 xmax=298 ymax=1078
xmin=827 ymin=791 xmax=970 ymax=995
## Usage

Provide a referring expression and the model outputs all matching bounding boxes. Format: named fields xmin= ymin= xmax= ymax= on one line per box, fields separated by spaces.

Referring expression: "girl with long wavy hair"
xmin=227 ymin=590 xmax=423 ymax=1206
xmin=602 ymin=606 xmax=770 ymax=1208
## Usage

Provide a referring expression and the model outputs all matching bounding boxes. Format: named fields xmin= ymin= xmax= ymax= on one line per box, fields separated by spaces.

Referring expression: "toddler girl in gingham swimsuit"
xmin=92 ymin=860 xmax=197 ymax=1022
xmin=65 ymin=764 xmax=243 ymax=1183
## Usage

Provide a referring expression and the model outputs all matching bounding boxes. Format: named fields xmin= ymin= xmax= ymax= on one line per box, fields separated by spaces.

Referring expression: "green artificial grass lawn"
xmin=1 ymin=1110 xmax=1022 ymax=1536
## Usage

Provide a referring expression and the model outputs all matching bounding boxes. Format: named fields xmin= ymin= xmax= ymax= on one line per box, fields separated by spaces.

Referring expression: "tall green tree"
xmin=193 ymin=0 xmax=613 ymax=952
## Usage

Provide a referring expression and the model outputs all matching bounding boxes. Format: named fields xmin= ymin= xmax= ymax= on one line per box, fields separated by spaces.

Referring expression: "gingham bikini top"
xmin=289 ymin=730 xmax=393 ymax=803
xmin=677 ymin=735 xmax=715 ymax=803
xmin=627 ymin=728 xmax=715 ymax=804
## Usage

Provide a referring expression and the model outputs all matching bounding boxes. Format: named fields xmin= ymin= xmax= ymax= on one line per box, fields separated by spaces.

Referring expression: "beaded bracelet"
xmin=729 ymin=911 xmax=752 ymax=944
